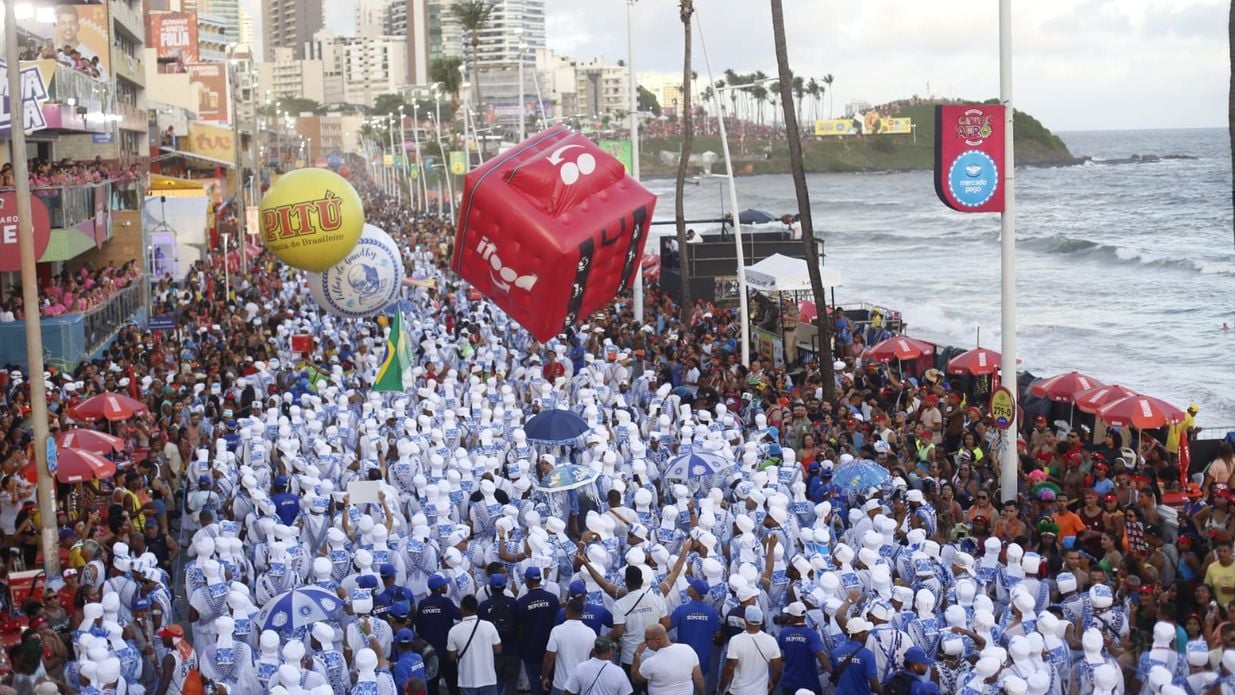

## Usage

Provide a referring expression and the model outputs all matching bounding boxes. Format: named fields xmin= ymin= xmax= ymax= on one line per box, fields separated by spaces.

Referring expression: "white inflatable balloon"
xmin=308 ymin=224 xmax=404 ymax=319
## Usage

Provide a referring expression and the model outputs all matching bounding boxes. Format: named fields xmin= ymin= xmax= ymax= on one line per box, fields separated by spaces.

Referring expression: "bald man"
xmin=631 ymin=625 xmax=704 ymax=695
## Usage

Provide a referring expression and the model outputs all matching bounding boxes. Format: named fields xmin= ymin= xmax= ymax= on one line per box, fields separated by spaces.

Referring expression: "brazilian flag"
xmin=374 ymin=309 xmax=413 ymax=392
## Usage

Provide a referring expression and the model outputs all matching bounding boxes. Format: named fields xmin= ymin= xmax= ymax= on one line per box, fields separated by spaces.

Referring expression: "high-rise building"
xmin=198 ymin=0 xmax=241 ymax=48
xmin=356 ymin=0 xmax=393 ymax=38
xmin=309 ymin=30 xmax=408 ymax=109
xmin=388 ymin=0 xmax=431 ymax=85
xmin=433 ymin=0 xmax=544 ymax=68
xmin=263 ymin=0 xmax=325 ymax=61
xmin=237 ymin=6 xmax=255 ymax=54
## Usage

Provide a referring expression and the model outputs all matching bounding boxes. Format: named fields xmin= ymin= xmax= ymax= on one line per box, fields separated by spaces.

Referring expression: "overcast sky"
xmin=250 ymin=0 xmax=1228 ymax=131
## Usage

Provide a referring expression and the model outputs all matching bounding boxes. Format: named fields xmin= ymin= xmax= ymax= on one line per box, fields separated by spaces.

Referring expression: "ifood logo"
xmin=477 ymin=237 xmax=537 ymax=293
xmin=547 ymin=144 xmax=596 ymax=185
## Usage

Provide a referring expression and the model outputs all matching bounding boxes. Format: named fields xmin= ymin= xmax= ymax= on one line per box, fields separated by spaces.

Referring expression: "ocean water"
xmin=645 ymin=128 xmax=1235 ymax=429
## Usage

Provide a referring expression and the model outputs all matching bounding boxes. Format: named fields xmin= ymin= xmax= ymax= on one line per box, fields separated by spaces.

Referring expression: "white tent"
xmin=743 ymin=253 xmax=842 ymax=293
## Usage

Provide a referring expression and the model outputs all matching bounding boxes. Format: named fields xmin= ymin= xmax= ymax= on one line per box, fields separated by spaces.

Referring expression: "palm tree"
xmin=770 ymin=0 xmax=834 ymax=401
xmin=768 ymin=81 xmax=780 ymax=130
xmin=430 ymin=56 xmax=464 ymax=105
xmin=792 ymin=75 xmax=806 ymax=127
xmin=674 ymin=0 xmax=695 ymax=323
xmin=822 ymin=73 xmax=834 ymax=118
xmin=806 ymin=77 xmax=819 ymax=121
xmin=451 ymin=1 xmax=496 ymax=118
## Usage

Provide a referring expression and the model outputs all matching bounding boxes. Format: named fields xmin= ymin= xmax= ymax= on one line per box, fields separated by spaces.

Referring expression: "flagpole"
xmin=998 ymin=0 xmax=1018 ymax=503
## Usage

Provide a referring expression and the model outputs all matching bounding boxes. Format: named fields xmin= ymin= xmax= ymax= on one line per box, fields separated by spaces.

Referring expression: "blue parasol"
xmin=663 ymin=451 xmax=732 ymax=481
xmin=831 ymin=459 xmax=892 ymax=492
xmin=523 ymin=409 xmax=591 ymax=445
xmin=254 ymin=586 xmax=344 ymax=637
xmin=739 ymin=208 xmax=777 ymax=224
xmin=537 ymin=464 xmax=600 ymax=492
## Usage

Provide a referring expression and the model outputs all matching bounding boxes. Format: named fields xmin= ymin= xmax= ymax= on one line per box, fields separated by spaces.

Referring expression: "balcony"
xmin=20 ymin=183 xmax=113 ymax=263
xmin=108 ymin=0 xmax=145 ymax=38
xmin=111 ymin=51 xmax=145 ymax=86
xmin=12 ymin=61 xmax=111 ymax=134
xmin=0 ymin=284 xmax=144 ymax=370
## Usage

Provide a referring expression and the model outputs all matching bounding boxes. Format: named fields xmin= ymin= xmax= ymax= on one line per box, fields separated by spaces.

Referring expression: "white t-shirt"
xmin=446 ymin=616 xmax=501 ymax=688
xmin=726 ymin=630 xmax=781 ymax=695
xmin=613 ymin=588 xmax=668 ymax=664
xmin=638 ymin=643 xmax=699 ymax=695
xmin=566 ymin=658 xmax=633 ymax=695
xmin=546 ymin=619 xmax=598 ymax=690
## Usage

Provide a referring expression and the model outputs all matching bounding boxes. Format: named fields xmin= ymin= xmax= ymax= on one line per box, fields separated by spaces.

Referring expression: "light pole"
xmin=399 ymin=105 xmax=414 ymax=209
xmin=514 ymin=26 xmax=525 ymax=141
xmin=625 ymin=0 xmax=643 ymax=323
xmin=429 ymin=93 xmax=455 ymax=219
xmin=998 ymin=0 xmax=1019 ymax=502
xmin=6 ymin=0 xmax=59 ymax=575
xmin=410 ymin=101 xmax=430 ymax=211
xmin=713 ymin=78 xmax=771 ymax=367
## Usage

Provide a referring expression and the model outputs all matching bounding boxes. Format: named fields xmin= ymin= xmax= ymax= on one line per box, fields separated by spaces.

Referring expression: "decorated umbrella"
xmin=1074 ymin=384 xmax=1137 ymax=415
xmin=864 ymin=336 xmax=934 ymax=362
xmin=70 ymin=392 xmax=148 ymax=421
xmin=831 ymin=459 xmax=892 ymax=497
xmin=255 ymin=586 xmax=345 ymax=638
xmin=23 ymin=447 xmax=116 ymax=484
xmin=663 ymin=451 xmax=731 ymax=481
xmin=55 ymin=429 xmax=126 ymax=455
xmin=1097 ymin=394 xmax=1186 ymax=429
xmin=536 ymin=464 xmax=600 ymax=492
xmin=1029 ymin=371 xmax=1104 ymax=403
xmin=946 ymin=347 xmax=1004 ymax=376
xmin=523 ymin=409 xmax=591 ymax=445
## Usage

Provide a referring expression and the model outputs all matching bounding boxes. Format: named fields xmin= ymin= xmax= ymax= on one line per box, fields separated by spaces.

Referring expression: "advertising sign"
xmin=19 ymin=3 xmax=111 ymax=78
xmin=814 ymin=118 xmax=856 ymax=136
xmin=598 ymin=140 xmax=634 ymax=173
xmin=882 ymin=117 xmax=913 ymax=134
xmin=934 ymin=104 xmax=1006 ymax=213
xmin=185 ymin=122 xmax=236 ymax=165
xmin=149 ymin=315 xmax=177 ymax=331
xmin=147 ymin=12 xmax=198 ymax=74
xmin=187 ymin=63 xmax=230 ymax=124
xmin=0 ymin=194 xmax=51 ymax=271
xmin=990 ymin=386 xmax=1016 ymax=429
xmin=449 ymin=151 xmax=466 ymax=175
xmin=245 ymin=205 xmax=260 ymax=238
xmin=753 ymin=328 xmax=785 ymax=369
xmin=0 ymin=61 xmax=50 ymax=134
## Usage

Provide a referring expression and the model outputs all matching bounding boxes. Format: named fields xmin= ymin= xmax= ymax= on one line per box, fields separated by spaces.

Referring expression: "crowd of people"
xmin=0 ymin=261 xmax=141 ymax=321
xmin=0 ymin=166 xmax=1227 ymax=695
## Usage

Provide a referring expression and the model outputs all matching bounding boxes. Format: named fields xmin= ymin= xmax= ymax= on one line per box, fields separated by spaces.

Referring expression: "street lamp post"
xmin=399 ymin=105 xmax=414 ymax=209
xmin=514 ymin=26 xmax=525 ymax=142
xmin=429 ymin=99 xmax=455 ymax=219
xmin=5 ymin=0 xmax=59 ymax=575
xmin=626 ymin=0 xmax=643 ymax=323
xmin=713 ymin=78 xmax=772 ymax=367
xmin=410 ymin=102 xmax=430 ymax=212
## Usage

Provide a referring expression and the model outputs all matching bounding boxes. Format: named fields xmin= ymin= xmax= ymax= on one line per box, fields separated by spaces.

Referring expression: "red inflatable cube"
xmin=452 ymin=126 xmax=657 ymax=343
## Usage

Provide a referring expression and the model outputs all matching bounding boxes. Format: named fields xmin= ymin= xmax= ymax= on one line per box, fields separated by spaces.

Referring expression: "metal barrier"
xmin=29 ymin=182 xmax=110 ymax=230
xmin=80 ymin=284 xmax=142 ymax=355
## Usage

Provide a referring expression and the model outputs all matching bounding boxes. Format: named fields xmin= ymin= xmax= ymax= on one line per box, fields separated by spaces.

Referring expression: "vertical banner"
xmin=187 ymin=63 xmax=230 ymax=124
xmin=598 ymin=140 xmax=634 ymax=173
xmin=449 ymin=151 xmax=467 ymax=175
xmin=934 ymin=104 xmax=1006 ymax=213
xmin=147 ymin=12 xmax=198 ymax=74
xmin=19 ymin=4 xmax=111 ymax=78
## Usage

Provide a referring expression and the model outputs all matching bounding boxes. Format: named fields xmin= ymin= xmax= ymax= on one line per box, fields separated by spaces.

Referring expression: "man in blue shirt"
xmin=393 ymin=628 xmax=427 ymax=691
xmin=375 ymin=563 xmax=415 ymax=619
xmin=415 ymin=574 xmax=461 ymax=695
xmin=555 ymin=580 xmax=614 ymax=636
xmin=776 ymin=602 xmax=827 ymax=695
xmin=882 ymin=646 xmax=938 ymax=695
xmin=828 ymin=617 xmax=881 ymax=695
xmin=270 ymin=475 xmax=300 ymax=526
xmin=517 ymin=567 xmax=560 ymax=695
xmin=669 ymin=578 xmax=722 ymax=688
xmin=479 ymin=574 xmax=521 ymax=695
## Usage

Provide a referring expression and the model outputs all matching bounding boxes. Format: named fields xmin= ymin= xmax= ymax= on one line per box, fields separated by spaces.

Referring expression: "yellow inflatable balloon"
xmin=259 ymin=168 xmax=364 ymax=272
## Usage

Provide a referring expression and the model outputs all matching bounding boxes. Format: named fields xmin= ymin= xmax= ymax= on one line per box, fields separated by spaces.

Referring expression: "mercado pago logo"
xmin=260 ymin=190 xmax=346 ymax=245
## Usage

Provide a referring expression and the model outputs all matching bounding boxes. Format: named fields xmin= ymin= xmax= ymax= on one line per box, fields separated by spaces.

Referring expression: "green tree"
xmin=822 ymin=73 xmax=834 ymax=118
xmin=637 ymin=85 xmax=661 ymax=116
xmin=272 ymin=97 xmax=323 ymax=116
xmin=805 ymin=77 xmax=820 ymax=122
xmin=792 ymin=75 xmax=805 ymax=126
xmin=771 ymin=0 xmax=834 ymax=400
xmin=675 ymin=0 xmax=695 ymax=323
xmin=372 ymin=93 xmax=407 ymax=117
xmin=450 ymin=0 xmax=496 ymax=115
xmin=430 ymin=56 xmax=464 ymax=105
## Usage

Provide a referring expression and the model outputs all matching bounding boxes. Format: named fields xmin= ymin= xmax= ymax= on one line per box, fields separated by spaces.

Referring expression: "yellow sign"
xmin=383 ymin=154 xmax=394 ymax=167
xmin=882 ymin=117 xmax=913 ymax=134
xmin=258 ymin=168 xmax=365 ymax=272
xmin=814 ymin=118 xmax=856 ymax=136
xmin=449 ymin=151 xmax=467 ymax=175
xmin=990 ymin=387 xmax=1016 ymax=430
xmin=185 ymin=122 xmax=236 ymax=165
xmin=753 ymin=328 xmax=785 ymax=369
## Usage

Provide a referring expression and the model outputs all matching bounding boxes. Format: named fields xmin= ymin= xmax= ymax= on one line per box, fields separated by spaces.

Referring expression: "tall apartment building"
xmin=309 ymin=30 xmax=408 ymax=109
xmin=263 ymin=0 xmax=325 ymax=61
xmin=432 ymin=0 xmax=545 ymax=68
xmin=197 ymin=0 xmax=240 ymax=47
xmin=387 ymin=0 xmax=431 ymax=85
xmin=257 ymin=47 xmax=328 ymax=104
xmin=237 ymin=6 xmax=255 ymax=54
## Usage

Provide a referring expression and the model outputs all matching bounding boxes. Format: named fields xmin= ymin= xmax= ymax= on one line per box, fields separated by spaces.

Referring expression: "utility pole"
xmin=627 ymin=0 xmax=643 ymax=323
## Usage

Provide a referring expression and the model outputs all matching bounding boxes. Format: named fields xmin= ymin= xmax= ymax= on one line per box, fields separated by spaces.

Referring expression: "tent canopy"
xmin=743 ymin=253 xmax=842 ymax=293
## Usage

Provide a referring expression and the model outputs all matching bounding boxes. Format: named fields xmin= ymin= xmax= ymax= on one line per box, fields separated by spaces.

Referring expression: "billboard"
xmin=814 ymin=118 xmax=856 ymax=136
xmin=882 ymin=117 xmax=913 ymax=134
xmin=598 ymin=140 xmax=634 ymax=173
xmin=0 ymin=60 xmax=50 ymax=134
xmin=185 ymin=122 xmax=236 ymax=165
xmin=148 ymin=12 xmax=198 ymax=74
xmin=934 ymin=104 xmax=1005 ymax=213
xmin=187 ymin=63 xmax=230 ymax=124
xmin=19 ymin=4 xmax=111 ymax=79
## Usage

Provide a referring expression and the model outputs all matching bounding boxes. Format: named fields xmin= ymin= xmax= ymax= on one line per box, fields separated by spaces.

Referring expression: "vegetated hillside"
xmin=639 ymin=100 xmax=1079 ymax=177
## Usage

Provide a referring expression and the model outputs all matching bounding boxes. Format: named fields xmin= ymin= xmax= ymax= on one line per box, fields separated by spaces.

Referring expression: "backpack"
xmin=182 ymin=666 xmax=205 ymax=695
xmin=883 ymin=671 xmax=916 ymax=695
xmin=487 ymin=596 xmax=516 ymax=637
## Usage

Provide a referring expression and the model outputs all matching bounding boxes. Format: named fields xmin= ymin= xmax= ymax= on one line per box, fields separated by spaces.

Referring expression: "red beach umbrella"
xmin=1029 ymin=371 xmax=1104 ymax=403
xmin=864 ymin=336 xmax=935 ymax=362
xmin=1097 ymin=394 xmax=1186 ymax=429
xmin=23 ymin=447 xmax=117 ymax=484
xmin=55 ymin=429 xmax=126 ymax=455
xmin=1074 ymin=384 xmax=1137 ymax=415
xmin=946 ymin=347 xmax=1003 ymax=376
xmin=70 ymin=392 xmax=148 ymax=421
